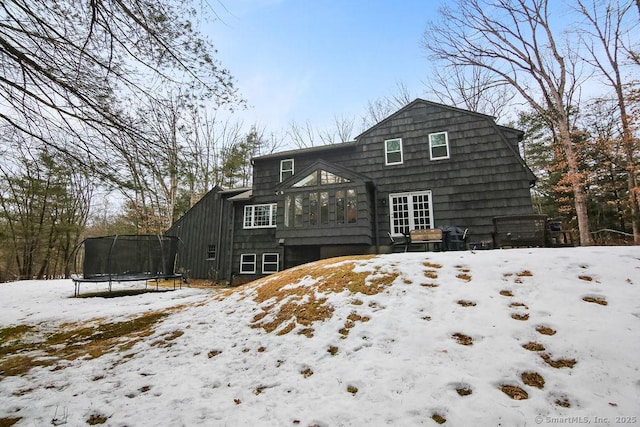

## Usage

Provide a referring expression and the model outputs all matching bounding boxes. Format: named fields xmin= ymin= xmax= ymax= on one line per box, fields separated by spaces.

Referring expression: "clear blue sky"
xmin=206 ymin=0 xmax=442 ymax=134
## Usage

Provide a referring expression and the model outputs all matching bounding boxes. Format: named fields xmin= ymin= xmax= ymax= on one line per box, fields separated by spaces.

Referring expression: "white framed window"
xmin=243 ymin=203 xmax=277 ymax=228
xmin=207 ymin=244 xmax=216 ymax=260
xmin=262 ymin=253 xmax=279 ymax=274
xmin=240 ymin=254 xmax=257 ymax=274
xmin=389 ymin=190 xmax=434 ymax=236
xmin=385 ymin=138 xmax=403 ymax=165
xmin=429 ymin=132 xmax=449 ymax=160
xmin=280 ymin=159 xmax=294 ymax=182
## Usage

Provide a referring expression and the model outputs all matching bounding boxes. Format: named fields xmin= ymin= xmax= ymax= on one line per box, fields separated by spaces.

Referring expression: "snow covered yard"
xmin=1 ymin=247 xmax=639 ymax=426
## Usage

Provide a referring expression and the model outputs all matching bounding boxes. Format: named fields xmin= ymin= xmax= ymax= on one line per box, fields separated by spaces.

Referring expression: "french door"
xmin=389 ymin=190 xmax=434 ymax=236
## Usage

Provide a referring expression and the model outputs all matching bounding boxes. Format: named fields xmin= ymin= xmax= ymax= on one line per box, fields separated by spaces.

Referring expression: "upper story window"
xmin=292 ymin=169 xmax=350 ymax=187
xmin=429 ymin=132 xmax=450 ymax=160
xmin=385 ymin=138 xmax=403 ymax=165
xmin=243 ymin=203 xmax=277 ymax=228
xmin=280 ymin=159 xmax=294 ymax=182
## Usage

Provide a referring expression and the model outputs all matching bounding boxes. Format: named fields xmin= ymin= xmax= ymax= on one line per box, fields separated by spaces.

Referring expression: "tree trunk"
xmin=557 ymin=121 xmax=592 ymax=245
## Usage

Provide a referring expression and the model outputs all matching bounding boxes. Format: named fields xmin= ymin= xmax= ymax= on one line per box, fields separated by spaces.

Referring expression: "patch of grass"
xmin=327 ymin=346 xmax=339 ymax=356
xmin=347 ymin=312 xmax=370 ymax=323
xmin=246 ymin=256 xmax=396 ymax=336
xmin=521 ymin=371 xmax=545 ymax=389
xmin=0 ymin=310 xmax=173 ymax=378
xmin=452 ymin=332 xmax=473 ymax=346
xmin=511 ymin=313 xmax=529 ymax=321
xmin=207 ymin=350 xmax=222 ymax=358
xmin=499 ymin=290 xmax=513 ymax=297
xmin=457 ymin=300 xmax=476 ymax=307
xmin=456 ymin=273 xmax=472 ymax=282
xmin=456 ymin=387 xmax=472 ymax=396
xmin=347 ymin=385 xmax=358 ymax=395
xmin=424 ymin=270 xmax=439 ymax=279
xmin=297 ymin=328 xmax=315 ymax=338
xmin=151 ymin=329 xmax=184 ymax=347
xmin=432 ymin=413 xmax=447 ymax=424
xmin=86 ymin=413 xmax=108 ymax=425
xmin=509 ymin=302 xmax=528 ymax=309
xmin=277 ymin=322 xmax=296 ymax=336
xmin=351 ymin=299 xmax=363 ymax=305
xmin=300 ymin=367 xmax=313 ymax=378
xmin=423 ymin=262 xmax=443 ymax=269
xmin=500 ymin=384 xmax=528 ymax=400
xmin=522 ymin=341 xmax=545 ymax=352
xmin=555 ymin=397 xmax=571 ymax=407
xmin=536 ymin=325 xmax=557 ymax=336
xmin=420 ymin=282 xmax=439 ymax=288
xmin=0 ymin=418 xmax=21 ymax=427
xmin=540 ymin=353 xmax=577 ymax=368
xmin=583 ymin=296 xmax=607 ymax=305
xmin=517 ymin=270 xmax=533 ymax=277
xmin=578 ymin=275 xmax=593 ymax=282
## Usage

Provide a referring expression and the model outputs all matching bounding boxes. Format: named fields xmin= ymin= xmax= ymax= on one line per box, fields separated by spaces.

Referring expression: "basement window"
xmin=240 ymin=254 xmax=256 ymax=274
xmin=262 ymin=253 xmax=279 ymax=274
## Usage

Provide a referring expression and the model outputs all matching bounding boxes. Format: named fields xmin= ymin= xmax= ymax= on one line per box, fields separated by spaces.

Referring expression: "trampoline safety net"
xmin=70 ymin=235 xmax=182 ymax=296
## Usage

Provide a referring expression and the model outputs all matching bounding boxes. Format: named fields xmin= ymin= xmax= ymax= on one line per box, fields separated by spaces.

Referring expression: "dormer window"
xmin=429 ymin=132 xmax=450 ymax=160
xmin=280 ymin=159 xmax=294 ymax=182
xmin=385 ymin=138 xmax=403 ymax=165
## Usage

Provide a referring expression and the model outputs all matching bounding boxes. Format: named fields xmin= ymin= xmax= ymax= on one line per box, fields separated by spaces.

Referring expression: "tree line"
xmin=0 ymin=0 xmax=638 ymax=281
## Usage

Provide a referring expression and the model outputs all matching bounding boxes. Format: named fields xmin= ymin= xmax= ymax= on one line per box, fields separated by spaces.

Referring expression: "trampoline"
xmin=70 ymin=235 xmax=183 ymax=296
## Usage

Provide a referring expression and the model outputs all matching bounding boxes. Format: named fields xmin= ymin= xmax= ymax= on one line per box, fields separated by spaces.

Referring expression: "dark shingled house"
xmin=166 ymin=99 xmax=536 ymax=284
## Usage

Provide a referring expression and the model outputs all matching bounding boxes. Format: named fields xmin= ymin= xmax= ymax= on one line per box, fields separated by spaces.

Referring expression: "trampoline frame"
xmin=70 ymin=234 xmax=183 ymax=296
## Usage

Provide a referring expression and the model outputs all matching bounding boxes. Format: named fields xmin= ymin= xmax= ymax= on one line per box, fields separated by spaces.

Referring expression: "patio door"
xmin=389 ymin=190 xmax=434 ymax=236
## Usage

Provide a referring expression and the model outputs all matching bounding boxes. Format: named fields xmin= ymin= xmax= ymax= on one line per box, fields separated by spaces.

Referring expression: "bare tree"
xmin=361 ymin=82 xmax=414 ymax=129
xmin=0 ymin=0 xmax=241 ymax=185
xmin=318 ymin=115 xmax=357 ymax=145
xmin=424 ymin=0 xmax=593 ymax=245
xmin=426 ymin=64 xmax=516 ymax=121
xmin=287 ymin=119 xmax=318 ymax=148
xmin=575 ymin=0 xmax=640 ymax=243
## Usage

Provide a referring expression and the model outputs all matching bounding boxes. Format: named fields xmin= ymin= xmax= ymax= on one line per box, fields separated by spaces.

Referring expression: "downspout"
xmin=215 ymin=194 xmax=224 ymax=281
xmin=228 ymin=201 xmax=236 ymax=285
xmin=373 ymin=183 xmax=379 ymax=252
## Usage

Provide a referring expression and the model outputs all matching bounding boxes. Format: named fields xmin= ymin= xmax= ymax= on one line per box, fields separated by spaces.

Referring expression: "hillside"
xmin=1 ymin=247 xmax=639 ymax=426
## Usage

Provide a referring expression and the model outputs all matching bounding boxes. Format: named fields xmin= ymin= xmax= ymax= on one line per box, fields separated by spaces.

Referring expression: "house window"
xmin=429 ymin=132 xmax=449 ymax=160
xmin=389 ymin=191 xmax=434 ymax=235
xmin=385 ymin=138 xmax=403 ymax=165
xmin=240 ymin=254 xmax=256 ymax=274
xmin=346 ymin=189 xmax=357 ymax=223
xmin=336 ymin=190 xmax=345 ymax=224
xmin=244 ymin=204 xmax=277 ymax=228
xmin=309 ymin=192 xmax=318 ymax=225
xmin=207 ymin=244 xmax=216 ymax=260
xmin=280 ymin=159 xmax=294 ymax=182
xmin=320 ymin=192 xmax=329 ymax=224
xmin=293 ymin=169 xmax=350 ymax=187
xmin=335 ymin=189 xmax=357 ymax=224
xmin=262 ymin=253 xmax=279 ymax=274
xmin=294 ymin=194 xmax=303 ymax=227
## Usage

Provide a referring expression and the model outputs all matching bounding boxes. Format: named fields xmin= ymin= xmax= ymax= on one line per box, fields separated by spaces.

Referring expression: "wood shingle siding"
xmin=168 ymin=99 xmax=536 ymax=282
